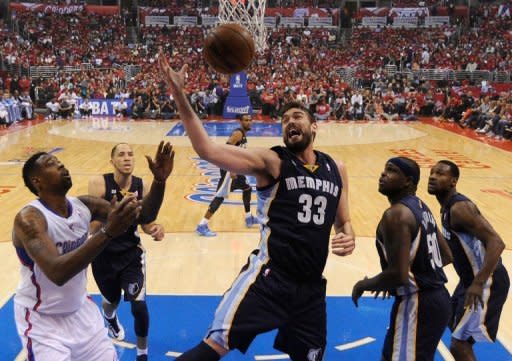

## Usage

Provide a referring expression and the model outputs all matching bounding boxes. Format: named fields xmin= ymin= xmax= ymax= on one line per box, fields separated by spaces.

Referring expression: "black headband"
xmin=388 ymin=157 xmax=420 ymax=185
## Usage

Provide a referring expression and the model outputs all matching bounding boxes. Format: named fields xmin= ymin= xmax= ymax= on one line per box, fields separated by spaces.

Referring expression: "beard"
xmin=284 ymin=131 xmax=312 ymax=154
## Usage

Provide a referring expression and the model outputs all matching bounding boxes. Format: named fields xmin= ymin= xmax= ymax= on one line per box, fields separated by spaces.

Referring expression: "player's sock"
xmin=137 ymin=347 xmax=148 ymax=356
xmin=199 ymin=218 xmax=209 ymax=226
xmin=245 ymin=212 xmax=251 ymax=218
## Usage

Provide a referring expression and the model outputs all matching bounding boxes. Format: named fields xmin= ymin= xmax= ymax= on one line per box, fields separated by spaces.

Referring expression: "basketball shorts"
xmin=382 ymin=287 xmax=451 ymax=361
xmin=215 ymin=169 xmax=250 ymax=198
xmin=92 ymin=245 xmax=146 ymax=304
xmin=14 ymin=297 xmax=117 ymax=361
xmin=451 ymin=264 xmax=510 ymax=343
xmin=207 ymin=256 xmax=326 ymax=361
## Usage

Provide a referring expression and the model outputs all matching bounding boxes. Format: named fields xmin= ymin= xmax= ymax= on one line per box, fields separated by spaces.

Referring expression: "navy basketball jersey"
xmin=441 ymin=193 xmax=506 ymax=289
xmin=102 ymin=173 xmax=143 ymax=252
xmin=230 ymin=128 xmax=247 ymax=148
xmin=256 ymin=146 xmax=342 ymax=281
xmin=376 ymin=195 xmax=447 ymax=296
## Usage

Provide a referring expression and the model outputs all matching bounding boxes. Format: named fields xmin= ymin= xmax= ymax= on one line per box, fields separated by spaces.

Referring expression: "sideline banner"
xmin=9 ymin=3 xmax=119 ymax=15
xmin=78 ymin=99 xmax=133 ymax=116
xmin=223 ymin=72 xmax=253 ymax=119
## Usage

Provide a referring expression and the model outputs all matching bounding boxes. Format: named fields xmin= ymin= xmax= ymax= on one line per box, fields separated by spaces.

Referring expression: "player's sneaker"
xmin=104 ymin=313 xmax=125 ymax=341
xmin=136 ymin=355 xmax=148 ymax=361
xmin=245 ymin=215 xmax=259 ymax=228
xmin=196 ymin=224 xmax=217 ymax=237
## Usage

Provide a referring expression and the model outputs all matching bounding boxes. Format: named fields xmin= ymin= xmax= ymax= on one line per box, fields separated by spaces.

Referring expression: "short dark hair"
xmin=236 ymin=113 xmax=251 ymax=120
xmin=438 ymin=160 xmax=460 ymax=178
xmin=22 ymin=152 xmax=47 ymax=195
xmin=279 ymin=101 xmax=315 ymax=123
xmin=110 ymin=143 xmax=130 ymax=158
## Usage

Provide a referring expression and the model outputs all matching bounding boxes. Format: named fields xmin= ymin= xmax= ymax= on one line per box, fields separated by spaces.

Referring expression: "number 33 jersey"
xmin=376 ymin=195 xmax=448 ymax=296
xmin=255 ymin=146 xmax=342 ymax=282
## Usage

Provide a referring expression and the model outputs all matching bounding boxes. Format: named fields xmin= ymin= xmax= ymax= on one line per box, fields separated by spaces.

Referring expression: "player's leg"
xmin=231 ymin=175 xmax=257 ymax=227
xmin=415 ymin=287 xmax=451 ymax=361
xmin=178 ymin=259 xmax=289 ymax=360
xmin=121 ymin=246 xmax=149 ymax=360
xmin=197 ymin=169 xmax=231 ymax=236
xmin=71 ymin=298 xmax=118 ymax=361
xmin=451 ymin=266 xmax=510 ymax=360
xmin=274 ymin=278 xmax=326 ymax=361
xmin=91 ymin=256 xmax=124 ymax=340
xmin=14 ymin=303 xmax=71 ymax=361
xmin=450 ymin=338 xmax=476 ymax=361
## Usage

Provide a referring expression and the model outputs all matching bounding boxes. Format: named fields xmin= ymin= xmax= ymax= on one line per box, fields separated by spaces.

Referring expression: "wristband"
xmin=100 ymin=226 xmax=114 ymax=239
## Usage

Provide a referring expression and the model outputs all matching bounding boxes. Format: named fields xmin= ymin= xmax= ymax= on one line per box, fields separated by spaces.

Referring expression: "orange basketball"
xmin=204 ymin=23 xmax=256 ymax=74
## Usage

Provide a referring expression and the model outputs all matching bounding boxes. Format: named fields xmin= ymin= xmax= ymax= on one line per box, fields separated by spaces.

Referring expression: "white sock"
xmin=245 ymin=212 xmax=252 ymax=218
xmin=199 ymin=218 xmax=209 ymax=225
xmin=136 ymin=348 xmax=148 ymax=356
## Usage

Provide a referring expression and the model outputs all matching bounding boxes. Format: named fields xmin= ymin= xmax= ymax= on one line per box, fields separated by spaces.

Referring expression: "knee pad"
xmin=208 ymin=197 xmax=224 ymax=214
xmin=130 ymin=301 xmax=149 ymax=337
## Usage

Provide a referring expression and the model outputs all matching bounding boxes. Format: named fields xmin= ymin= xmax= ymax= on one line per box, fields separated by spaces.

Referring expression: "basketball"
xmin=204 ymin=23 xmax=256 ymax=74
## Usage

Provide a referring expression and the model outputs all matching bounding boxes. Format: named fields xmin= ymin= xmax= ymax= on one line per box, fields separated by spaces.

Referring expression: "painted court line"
xmin=497 ymin=335 xmax=512 ymax=356
xmin=113 ymin=340 xmax=136 ymax=349
xmin=165 ymin=351 xmax=182 ymax=358
xmin=437 ymin=341 xmax=455 ymax=361
xmin=14 ymin=350 xmax=26 ymax=361
xmin=335 ymin=336 xmax=376 ymax=351
xmin=254 ymin=354 xmax=290 ymax=360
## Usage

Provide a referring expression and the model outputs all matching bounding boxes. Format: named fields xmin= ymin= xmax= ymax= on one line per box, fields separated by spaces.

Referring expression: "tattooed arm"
xmin=13 ymin=195 xmax=141 ymax=286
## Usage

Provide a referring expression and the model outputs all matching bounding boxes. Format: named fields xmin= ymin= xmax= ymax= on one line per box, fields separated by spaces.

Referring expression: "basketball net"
xmin=218 ymin=0 xmax=268 ymax=52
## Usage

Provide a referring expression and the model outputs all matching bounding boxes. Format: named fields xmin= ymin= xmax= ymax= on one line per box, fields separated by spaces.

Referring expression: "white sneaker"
xmin=104 ymin=312 xmax=125 ymax=341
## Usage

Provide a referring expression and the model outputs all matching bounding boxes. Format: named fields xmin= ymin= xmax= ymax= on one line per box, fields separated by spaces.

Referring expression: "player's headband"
xmin=387 ymin=157 xmax=420 ymax=185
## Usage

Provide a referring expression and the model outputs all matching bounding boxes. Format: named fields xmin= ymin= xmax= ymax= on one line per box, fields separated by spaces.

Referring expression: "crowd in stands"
xmin=0 ymin=3 xmax=511 ymax=140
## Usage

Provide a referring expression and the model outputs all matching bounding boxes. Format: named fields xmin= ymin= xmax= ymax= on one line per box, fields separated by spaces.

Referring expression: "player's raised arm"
xmin=158 ymin=52 xmax=279 ymax=182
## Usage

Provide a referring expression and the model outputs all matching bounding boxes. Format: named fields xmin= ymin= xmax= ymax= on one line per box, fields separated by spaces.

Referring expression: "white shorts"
xmin=15 ymin=297 xmax=117 ymax=361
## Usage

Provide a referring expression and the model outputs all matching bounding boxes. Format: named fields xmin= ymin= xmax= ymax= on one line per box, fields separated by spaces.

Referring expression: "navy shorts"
xmin=214 ymin=169 xmax=250 ymax=198
xmin=207 ymin=256 xmax=326 ymax=361
xmin=451 ymin=264 xmax=510 ymax=343
xmin=92 ymin=245 xmax=146 ymax=304
xmin=382 ymin=287 xmax=451 ymax=361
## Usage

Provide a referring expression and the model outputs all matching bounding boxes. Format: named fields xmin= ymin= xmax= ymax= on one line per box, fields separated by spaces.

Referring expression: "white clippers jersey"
xmin=14 ymin=197 xmax=91 ymax=315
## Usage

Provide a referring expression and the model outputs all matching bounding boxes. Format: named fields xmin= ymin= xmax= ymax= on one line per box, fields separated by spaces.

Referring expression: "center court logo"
xmin=186 ymin=157 xmax=257 ymax=206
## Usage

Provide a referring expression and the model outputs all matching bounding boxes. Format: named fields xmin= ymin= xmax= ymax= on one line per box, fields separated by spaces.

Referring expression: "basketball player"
xmin=352 ymin=157 xmax=453 ymax=361
xmin=196 ymin=113 xmax=258 ymax=237
xmin=88 ymin=143 xmax=168 ymax=361
xmin=428 ymin=160 xmax=510 ymax=361
xmin=12 ymin=141 xmax=173 ymax=361
xmin=159 ymin=54 xmax=355 ymax=361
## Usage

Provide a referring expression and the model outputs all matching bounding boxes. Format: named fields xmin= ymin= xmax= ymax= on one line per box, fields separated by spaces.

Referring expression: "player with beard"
xmin=428 ymin=160 xmax=509 ymax=361
xmin=352 ymin=157 xmax=453 ymax=361
xmin=159 ymin=54 xmax=355 ymax=361
xmin=12 ymin=142 xmax=173 ymax=361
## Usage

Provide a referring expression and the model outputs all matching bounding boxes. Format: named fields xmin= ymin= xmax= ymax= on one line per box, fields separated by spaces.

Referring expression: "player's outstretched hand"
xmin=146 ymin=141 xmax=175 ymax=183
xmin=331 ymin=232 xmax=355 ymax=256
xmin=158 ymin=50 xmax=187 ymax=96
xmin=104 ymin=195 xmax=142 ymax=238
xmin=352 ymin=277 xmax=368 ymax=307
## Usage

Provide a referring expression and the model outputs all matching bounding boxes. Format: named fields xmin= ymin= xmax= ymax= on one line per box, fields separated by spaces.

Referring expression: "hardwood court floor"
xmin=0 ymin=118 xmax=511 ymax=359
